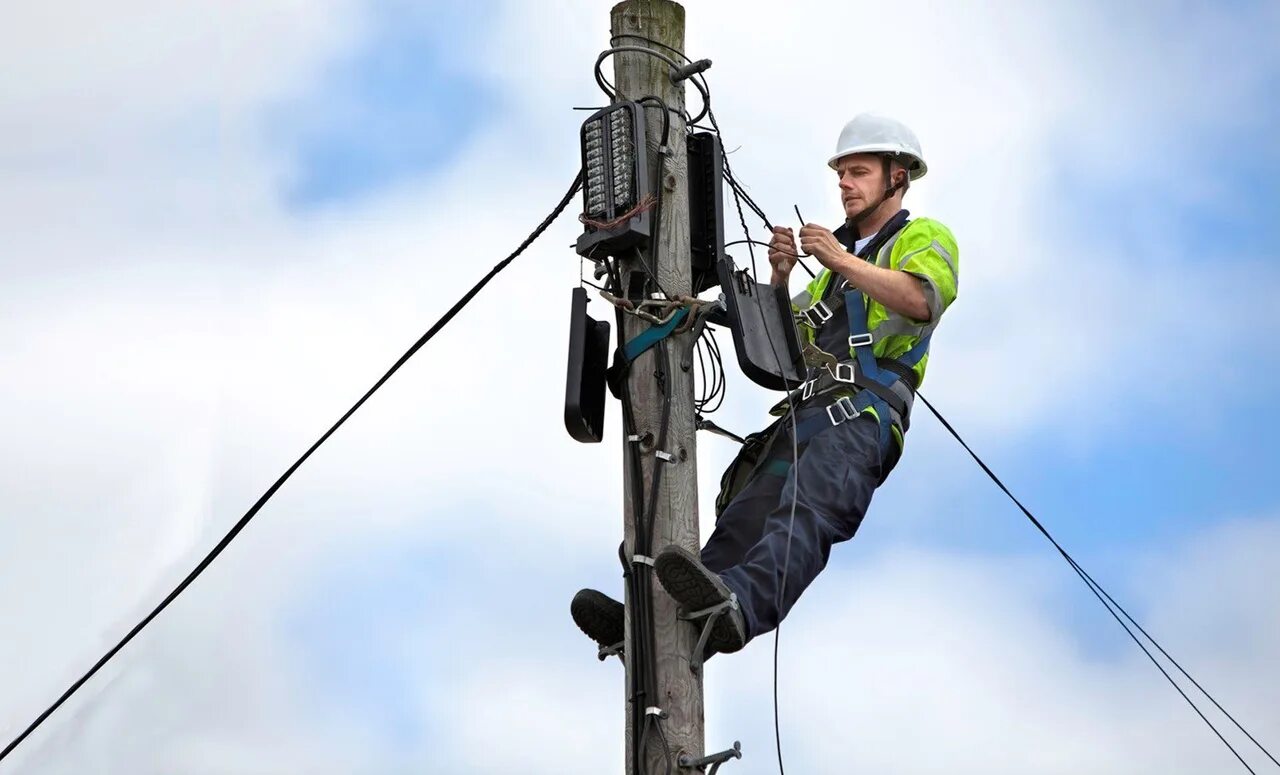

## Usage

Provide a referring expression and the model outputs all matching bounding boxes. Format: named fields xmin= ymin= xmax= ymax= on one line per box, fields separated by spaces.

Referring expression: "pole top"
xmin=610 ymin=0 xmax=686 ymax=30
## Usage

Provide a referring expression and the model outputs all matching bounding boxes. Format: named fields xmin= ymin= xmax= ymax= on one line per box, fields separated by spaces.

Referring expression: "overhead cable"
xmin=0 ymin=171 xmax=585 ymax=765
xmin=916 ymin=391 xmax=1277 ymax=773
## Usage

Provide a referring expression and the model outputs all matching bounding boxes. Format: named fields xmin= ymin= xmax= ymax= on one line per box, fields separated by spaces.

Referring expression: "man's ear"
xmin=893 ymin=163 xmax=910 ymax=193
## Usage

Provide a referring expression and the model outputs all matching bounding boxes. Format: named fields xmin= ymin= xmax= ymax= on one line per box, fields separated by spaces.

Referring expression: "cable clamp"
xmin=655 ymin=450 xmax=675 ymax=463
xmin=627 ymin=434 xmax=642 ymax=443
xmin=645 ymin=706 xmax=667 ymax=718
xmin=632 ymin=554 xmax=655 ymax=567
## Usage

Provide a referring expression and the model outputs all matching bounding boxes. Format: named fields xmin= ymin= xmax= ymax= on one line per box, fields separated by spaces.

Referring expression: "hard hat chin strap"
xmin=848 ymin=155 xmax=908 ymax=234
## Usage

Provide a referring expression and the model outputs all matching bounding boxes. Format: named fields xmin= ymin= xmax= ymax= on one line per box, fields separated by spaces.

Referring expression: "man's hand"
xmin=798 ymin=223 xmax=848 ymax=271
xmin=767 ymin=226 xmax=800 ymax=286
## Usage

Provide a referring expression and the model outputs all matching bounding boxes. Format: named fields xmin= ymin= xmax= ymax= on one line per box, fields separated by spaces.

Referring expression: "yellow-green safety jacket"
xmin=781 ymin=212 xmax=959 ymax=452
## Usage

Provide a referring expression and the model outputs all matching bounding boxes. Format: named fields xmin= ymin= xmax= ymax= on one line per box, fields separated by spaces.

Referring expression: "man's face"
xmin=834 ymin=153 xmax=889 ymax=219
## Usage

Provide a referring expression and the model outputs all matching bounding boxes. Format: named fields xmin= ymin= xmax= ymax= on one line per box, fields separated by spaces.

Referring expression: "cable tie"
xmin=632 ymin=554 xmax=655 ymax=567
xmin=655 ymin=450 xmax=675 ymax=463
xmin=627 ymin=434 xmax=642 ymax=443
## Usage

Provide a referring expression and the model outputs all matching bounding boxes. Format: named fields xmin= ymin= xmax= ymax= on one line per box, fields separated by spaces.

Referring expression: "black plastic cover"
xmin=565 ymin=287 xmax=612 ymax=443
xmin=715 ymin=258 xmax=805 ymax=390
xmin=687 ymin=132 xmax=724 ymax=294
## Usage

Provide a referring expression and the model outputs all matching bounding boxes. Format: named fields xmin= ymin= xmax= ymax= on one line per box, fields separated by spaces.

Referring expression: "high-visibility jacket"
xmin=788 ymin=214 xmax=960 ymax=451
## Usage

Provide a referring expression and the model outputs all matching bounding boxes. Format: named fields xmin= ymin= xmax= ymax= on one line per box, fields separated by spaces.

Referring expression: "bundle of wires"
xmin=693 ymin=325 xmax=727 ymax=415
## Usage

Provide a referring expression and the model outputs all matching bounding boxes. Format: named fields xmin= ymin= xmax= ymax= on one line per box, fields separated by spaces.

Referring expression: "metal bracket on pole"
xmin=678 ymin=741 xmax=742 ymax=774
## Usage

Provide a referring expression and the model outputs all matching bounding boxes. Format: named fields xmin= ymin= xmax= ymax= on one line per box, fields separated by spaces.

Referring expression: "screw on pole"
xmin=678 ymin=740 xmax=742 ymax=773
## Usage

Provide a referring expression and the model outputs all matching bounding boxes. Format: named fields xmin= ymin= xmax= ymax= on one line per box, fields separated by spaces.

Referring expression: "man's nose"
xmin=838 ymin=171 xmax=854 ymax=190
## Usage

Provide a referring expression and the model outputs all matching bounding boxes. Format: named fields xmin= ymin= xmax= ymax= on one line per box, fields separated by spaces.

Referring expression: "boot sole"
xmin=570 ymin=589 xmax=625 ymax=648
xmin=654 ymin=547 xmax=746 ymax=654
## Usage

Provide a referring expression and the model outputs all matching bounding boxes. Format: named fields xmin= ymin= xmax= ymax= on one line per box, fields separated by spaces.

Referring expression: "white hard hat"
xmin=828 ymin=113 xmax=927 ymax=180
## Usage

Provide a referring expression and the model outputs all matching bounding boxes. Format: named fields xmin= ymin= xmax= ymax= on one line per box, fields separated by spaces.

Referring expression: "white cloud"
xmin=705 ymin=516 xmax=1280 ymax=774
xmin=1 ymin=0 xmax=1278 ymax=772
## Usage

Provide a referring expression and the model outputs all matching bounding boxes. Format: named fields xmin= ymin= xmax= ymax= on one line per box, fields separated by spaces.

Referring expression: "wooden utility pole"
xmin=610 ymin=1 xmax=703 ymax=772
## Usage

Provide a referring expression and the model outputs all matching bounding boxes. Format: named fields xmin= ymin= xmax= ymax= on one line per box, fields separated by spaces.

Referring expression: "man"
xmin=572 ymin=113 xmax=959 ymax=659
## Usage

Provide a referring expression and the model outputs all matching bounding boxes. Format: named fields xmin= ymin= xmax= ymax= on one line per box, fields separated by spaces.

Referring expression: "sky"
xmin=1 ymin=0 xmax=1279 ymax=773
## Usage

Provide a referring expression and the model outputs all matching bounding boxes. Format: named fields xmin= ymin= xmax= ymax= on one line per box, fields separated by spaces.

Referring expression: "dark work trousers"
xmin=700 ymin=403 xmax=897 ymax=643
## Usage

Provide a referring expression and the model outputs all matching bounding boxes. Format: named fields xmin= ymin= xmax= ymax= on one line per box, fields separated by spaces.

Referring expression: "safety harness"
xmin=721 ymin=210 xmax=929 ymax=493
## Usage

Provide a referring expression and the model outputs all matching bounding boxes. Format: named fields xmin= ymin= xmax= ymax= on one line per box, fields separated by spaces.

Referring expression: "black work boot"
xmin=570 ymin=589 xmax=625 ymax=659
xmin=653 ymin=545 xmax=747 ymax=655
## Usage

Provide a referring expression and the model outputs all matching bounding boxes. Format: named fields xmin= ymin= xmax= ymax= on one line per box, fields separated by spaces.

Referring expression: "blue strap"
xmin=899 ymin=332 xmax=931 ymax=369
xmin=844 ymin=290 xmax=898 ymax=387
xmin=766 ymin=390 xmax=894 ymax=480
xmin=843 ymin=289 xmax=934 ymax=388
xmin=623 ymin=307 xmax=689 ymax=362
xmin=791 ymin=390 xmax=883 ymax=446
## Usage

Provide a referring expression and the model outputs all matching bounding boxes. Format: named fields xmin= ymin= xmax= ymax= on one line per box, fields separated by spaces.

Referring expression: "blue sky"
xmin=2 ymin=0 xmax=1279 ymax=773
xmin=271 ymin=0 xmax=498 ymax=208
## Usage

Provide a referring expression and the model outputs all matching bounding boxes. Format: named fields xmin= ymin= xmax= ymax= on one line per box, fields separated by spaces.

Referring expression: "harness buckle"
xmin=800 ymin=300 xmax=834 ymax=328
xmin=848 ymin=332 xmax=874 ymax=349
xmin=825 ymin=395 xmax=859 ymax=426
xmin=801 ymin=378 xmax=816 ymax=401
xmin=830 ymin=361 xmax=855 ymax=384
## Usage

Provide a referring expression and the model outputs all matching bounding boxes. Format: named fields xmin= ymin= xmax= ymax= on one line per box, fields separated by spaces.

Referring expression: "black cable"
xmin=635 ymin=159 xmax=678 ymax=773
xmin=601 ymin=252 xmax=652 ymax=775
xmin=694 ymin=334 xmax=712 ymax=412
xmin=723 ymin=240 xmax=817 ymax=279
xmin=609 ymin=33 xmax=693 ymax=65
xmin=915 ymin=391 xmax=1276 ymax=774
xmin=634 ymin=95 xmax=674 ymax=300
xmin=0 ymin=173 xmax=585 ymax=766
xmin=709 ymin=106 xmax=779 ymax=286
xmin=598 ymin=38 xmax=712 ymax=125
xmin=642 ymin=339 xmax=677 ymax=775
xmin=711 ymin=110 xmax=799 ymax=772
xmin=723 ymin=172 xmax=772 ymax=230
xmin=603 ymin=237 xmax=657 ymax=775
xmin=654 ymin=714 xmax=676 ymax=775
xmin=603 ymin=188 xmax=677 ymax=775
xmin=723 ymin=167 xmax=760 ymax=277
xmin=701 ymin=327 xmax=727 ymax=414
xmin=713 ymin=134 xmax=772 ymax=231
xmin=693 ymin=324 xmax=727 ymax=416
